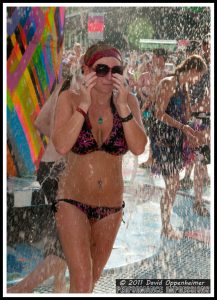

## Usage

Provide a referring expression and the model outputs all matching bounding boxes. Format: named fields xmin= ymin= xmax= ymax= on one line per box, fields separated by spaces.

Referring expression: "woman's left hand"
xmin=112 ymin=74 xmax=130 ymax=107
xmin=194 ymin=130 xmax=210 ymax=146
xmin=185 ymin=129 xmax=207 ymax=148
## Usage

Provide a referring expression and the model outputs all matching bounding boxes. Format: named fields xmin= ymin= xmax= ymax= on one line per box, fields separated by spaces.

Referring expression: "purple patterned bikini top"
xmin=71 ymin=100 xmax=128 ymax=155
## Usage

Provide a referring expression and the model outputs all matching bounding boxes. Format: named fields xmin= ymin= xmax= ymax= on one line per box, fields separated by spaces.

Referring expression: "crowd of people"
xmin=8 ymin=34 xmax=211 ymax=293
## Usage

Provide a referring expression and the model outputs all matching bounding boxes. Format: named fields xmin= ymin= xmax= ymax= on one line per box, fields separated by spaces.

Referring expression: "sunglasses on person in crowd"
xmin=93 ymin=64 xmax=123 ymax=77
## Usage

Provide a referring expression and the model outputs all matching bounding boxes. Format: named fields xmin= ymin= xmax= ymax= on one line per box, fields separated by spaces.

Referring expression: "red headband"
xmin=85 ymin=48 xmax=122 ymax=67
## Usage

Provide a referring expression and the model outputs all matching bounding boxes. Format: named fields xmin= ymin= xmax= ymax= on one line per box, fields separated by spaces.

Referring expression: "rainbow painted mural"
xmin=7 ymin=7 xmax=65 ymax=176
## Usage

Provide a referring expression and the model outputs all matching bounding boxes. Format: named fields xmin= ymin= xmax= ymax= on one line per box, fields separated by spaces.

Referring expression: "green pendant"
xmin=98 ymin=117 xmax=103 ymax=125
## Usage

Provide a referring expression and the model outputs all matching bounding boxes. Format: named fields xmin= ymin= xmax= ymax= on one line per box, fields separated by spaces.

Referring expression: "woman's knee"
xmin=165 ymin=177 xmax=180 ymax=196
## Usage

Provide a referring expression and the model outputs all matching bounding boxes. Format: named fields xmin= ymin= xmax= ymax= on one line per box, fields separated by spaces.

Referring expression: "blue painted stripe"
xmin=19 ymin=7 xmax=32 ymax=28
xmin=39 ymin=48 xmax=49 ymax=86
xmin=26 ymin=18 xmax=36 ymax=44
xmin=45 ymin=37 xmax=54 ymax=76
xmin=7 ymin=7 xmax=32 ymax=36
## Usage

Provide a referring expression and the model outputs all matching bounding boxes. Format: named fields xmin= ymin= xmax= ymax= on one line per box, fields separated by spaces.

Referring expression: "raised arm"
xmin=34 ymin=83 xmax=62 ymax=137
xmin=52 ymin=73 xmax=97 ymax=155
xmin=122 ymin=93 xmax=148 ymax=155
xmin=51 ymin=90 xmax=87 ymax=155
xmin=112 ymin=73 xmax=147 ymax=155
xmin=34 ymin=96 xmax=52 ymax=137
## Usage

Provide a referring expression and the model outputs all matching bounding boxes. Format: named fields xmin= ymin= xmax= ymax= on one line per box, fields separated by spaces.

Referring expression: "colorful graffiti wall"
xmin=7 ymin=7 xmax=65 ymax=176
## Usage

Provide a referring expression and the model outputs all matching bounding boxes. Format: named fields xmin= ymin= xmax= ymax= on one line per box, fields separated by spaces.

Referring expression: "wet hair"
xmin=175 ymin=54 xmax=207 ymax=75
xmin=58 ymin=75 xmax=73 ymax=95
xmin=58 ymin=60 xmax=73 ymax=95
xmin=61 ymin=62 xmax=71 ymax=79
xmin=153 ymin=48 xmax=168 ymax=61
xmin=83 ymin=41 xmax=122 ymax=67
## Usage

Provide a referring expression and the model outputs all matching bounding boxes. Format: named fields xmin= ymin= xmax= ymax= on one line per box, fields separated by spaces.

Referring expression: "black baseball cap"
xmin=186 ymin=40 xmax=200 ymax=54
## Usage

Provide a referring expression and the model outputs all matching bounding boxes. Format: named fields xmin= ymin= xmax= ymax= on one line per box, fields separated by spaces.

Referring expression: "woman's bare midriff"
xmin=57 ymin=151 xmax=124 ymax=207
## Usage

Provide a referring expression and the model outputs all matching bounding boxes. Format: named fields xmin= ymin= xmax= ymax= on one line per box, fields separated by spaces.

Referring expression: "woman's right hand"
xmin=79 ymin=71 xmax=97 ymax=109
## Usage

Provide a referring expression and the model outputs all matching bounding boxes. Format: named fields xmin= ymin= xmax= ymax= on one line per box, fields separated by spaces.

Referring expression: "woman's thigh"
xmin=90 ymin=210 xmax=123 ymax=279
xmin=55 ymin=201 xmax=92 ymax=272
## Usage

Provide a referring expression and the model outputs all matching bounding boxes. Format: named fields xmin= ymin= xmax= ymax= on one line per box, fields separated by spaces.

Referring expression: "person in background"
xmin=186 ymin=34 xmax=211 ymax=216
xmin=180 ymin=35 xmax=211 ymax=196
xmin=52 ymin=41 xmax=147 ymax=293
xmin=72 ymin=42 xmax=83 ymax=66
xmin=7 ymin=62 xmax=72 ymax=294
xmin=179 ymin=39 xmax=202 ymax=190
xmin=136 ymin=55 xmax=152 ymax=106
xmin=138 ymin=48 xmax=168 ymax=169
xmin=149 ymin=55 xmax=207 ymax=239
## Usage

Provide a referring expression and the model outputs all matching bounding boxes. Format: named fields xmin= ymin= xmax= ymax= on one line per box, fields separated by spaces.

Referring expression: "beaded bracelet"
xmin=76 ymin=107 xmax=87 ymax=118
xmin=120 ymin=112 xmax=133 ymax=123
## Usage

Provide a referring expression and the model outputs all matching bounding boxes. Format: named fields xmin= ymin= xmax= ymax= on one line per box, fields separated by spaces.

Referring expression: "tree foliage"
xmin=127 ymin=18 xmax=154 ymax=50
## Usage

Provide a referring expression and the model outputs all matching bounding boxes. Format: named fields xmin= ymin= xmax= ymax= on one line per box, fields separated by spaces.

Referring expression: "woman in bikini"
xmin=149 ymin=55 xmax=207 ymax=240
xmin=52 ymin=42 xmax=147 ymax=293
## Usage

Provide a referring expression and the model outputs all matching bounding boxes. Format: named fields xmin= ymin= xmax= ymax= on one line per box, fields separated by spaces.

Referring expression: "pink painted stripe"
xmin=7 ymin=8 xmax=45 ymax=93
xmin=59 ymin=7 xmax=65 ymax=28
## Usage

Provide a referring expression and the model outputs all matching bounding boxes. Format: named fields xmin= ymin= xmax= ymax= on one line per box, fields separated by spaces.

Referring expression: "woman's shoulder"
xmin=158 ymin=75 xmax=176 ymax=89
xmin=155 ymin=76 xmax=177 ymax=101
xmin=58 ymin=89 xmax=80 ymax=107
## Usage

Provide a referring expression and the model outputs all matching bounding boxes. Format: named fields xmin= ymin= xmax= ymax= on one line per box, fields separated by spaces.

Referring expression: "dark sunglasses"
xmin=93 ymin=64 xmax=123 ymax=77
